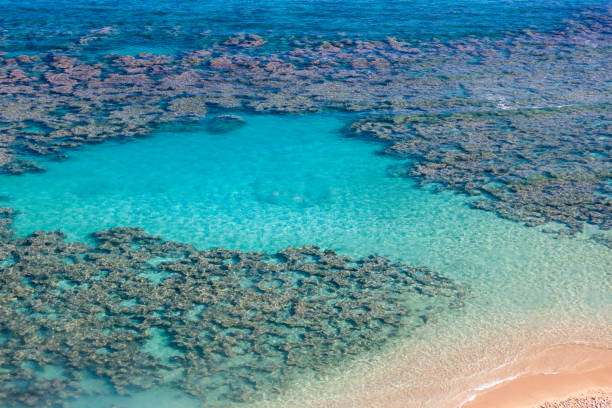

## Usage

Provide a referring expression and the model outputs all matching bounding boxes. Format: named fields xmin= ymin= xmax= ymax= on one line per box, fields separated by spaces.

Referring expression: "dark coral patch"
xmin=348 ymin=105 xmax=612 ymax=234
xmin=206 ymin=114 xmax=246 ymax=134
xmin=0 ymin=207 xmax=465 ymax=407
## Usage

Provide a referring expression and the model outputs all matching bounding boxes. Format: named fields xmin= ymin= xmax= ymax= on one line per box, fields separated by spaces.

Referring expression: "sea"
xmin=0 ymin=1 xmax=610 ymax=407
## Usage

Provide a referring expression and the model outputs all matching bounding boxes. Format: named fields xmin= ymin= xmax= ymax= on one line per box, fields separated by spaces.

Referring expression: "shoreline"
xmin=463 ymin=343 xmax=612 ymax=408
xmin=280 ymin=323 xmax=612 ymax=408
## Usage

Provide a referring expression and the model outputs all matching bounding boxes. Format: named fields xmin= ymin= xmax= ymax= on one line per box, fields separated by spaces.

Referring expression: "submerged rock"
xmin=590 ymin=233 xmax=612 ymax=249
xmin=0 ymin=158 xmax=45 ymax=175
xmin=205 ymin=114 xmax=246 ymax=134
xmin=223 ymin=33 xmax=266 ymax=48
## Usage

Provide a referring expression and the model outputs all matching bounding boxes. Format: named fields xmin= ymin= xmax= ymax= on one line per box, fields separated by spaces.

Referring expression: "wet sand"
xmin=463 ymin=343 xmax=612 ymax=408
xmin=287 ymin=323 xmax=612 ymax=408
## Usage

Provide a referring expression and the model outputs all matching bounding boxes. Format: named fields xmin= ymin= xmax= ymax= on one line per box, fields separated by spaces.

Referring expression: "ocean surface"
xmin=2 ymin=0 xmax=610 ymax=52
xmin=0 ymin=1 xmax=611 ymax=407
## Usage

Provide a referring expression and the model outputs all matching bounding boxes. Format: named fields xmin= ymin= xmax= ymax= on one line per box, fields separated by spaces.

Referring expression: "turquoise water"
xmin=2 ymin=112 xmax=609 ymax=292
xmin=3 ymin=114 xmax=410 ymax=249
xmin=1 ymin=112 xmax=611 ymax=407
xmin=1 ymin=0 xmax=611 ymax=406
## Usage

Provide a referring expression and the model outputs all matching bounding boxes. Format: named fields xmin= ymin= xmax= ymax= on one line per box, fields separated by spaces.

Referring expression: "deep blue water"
xmin=1 ymin=0 xmax=610 ymax=55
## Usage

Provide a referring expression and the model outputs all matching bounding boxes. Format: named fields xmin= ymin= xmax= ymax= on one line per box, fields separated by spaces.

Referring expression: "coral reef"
xmin=348 ymin=105 xmax=612 ymax=234
xmin=0 ymin=8 xmax=609 ymax=234
xmin=0 ymin=208 xmax=465 ymax=407
xmin=0 ymin=8 xmax=609 ymax=168
xmin=0 ymin=8 xmax=609 ymax=235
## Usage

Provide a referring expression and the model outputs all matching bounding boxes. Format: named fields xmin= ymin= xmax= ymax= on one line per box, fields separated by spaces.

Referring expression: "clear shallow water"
xmin=4 ymin=114 xmax=406 ymax=249
xmin=1 ymin=113 xmax=610 ymax=406
xmin=3 ymin=113 xmax=609 ymax=297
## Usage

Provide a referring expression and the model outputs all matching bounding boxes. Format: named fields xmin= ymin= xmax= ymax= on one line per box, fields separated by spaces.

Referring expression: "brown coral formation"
xmin=0 ymin=9 xmax=610 ymax=235
xmin=0 ymin=207 xmax=465 ymax=407
xmin=348 ymin=105 xmax=612 ymax=235
xmin=0 ymin=10 xmax=609 ymax=169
